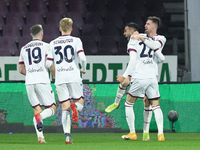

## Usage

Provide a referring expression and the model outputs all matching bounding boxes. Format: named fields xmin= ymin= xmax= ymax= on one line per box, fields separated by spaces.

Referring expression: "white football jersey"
xmin=48 ymin=35 xmax=84 ymax=85
xmin=139 ymin=34 xmax=166 ymax=76
xmin=19 ymin=40 xmax=51 ymax=85
xmin=127 ymin=38 xmax=157 ymax=79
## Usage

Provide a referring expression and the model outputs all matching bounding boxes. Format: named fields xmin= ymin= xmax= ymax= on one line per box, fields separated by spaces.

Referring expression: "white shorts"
xmin=26 ymin=83 xmax=56 ymax=108
xmin=127 ymin=78 xmax=160 ymax=100
xmin=56 ymin=82 xmax=83 ymax=103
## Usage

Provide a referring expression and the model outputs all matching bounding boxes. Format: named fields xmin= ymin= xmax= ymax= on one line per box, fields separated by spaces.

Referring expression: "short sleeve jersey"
xmin=19 ymin=40 xmax=50 ymax=85
xmin=127 ymin=38 xmax=157 ymax=79
xmin=48 ymin=35 xmax=84 ymax=85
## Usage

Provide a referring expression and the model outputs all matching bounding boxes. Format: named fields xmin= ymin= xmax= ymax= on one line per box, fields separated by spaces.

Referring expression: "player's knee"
xmin=51 ymin=104 xmax=56 ymax=112
xmin=33 ymin=106 xmax=42 ymax=114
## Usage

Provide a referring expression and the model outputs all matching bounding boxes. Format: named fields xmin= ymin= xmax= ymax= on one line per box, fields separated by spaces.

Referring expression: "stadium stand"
xmin=48 ymin=0 xmax=69 ymax=15
xmin=0 ymin=0 xmax=183 ymax=58
xmin=81 ymin=36 xmax=98 ymax=55
xmin=84 ymin=12 xmax=104 ymax=29
xmin=98 ymin=36 xmax=118 ymax=55
xmin=81 ymin=24 xmax=101 ymax=41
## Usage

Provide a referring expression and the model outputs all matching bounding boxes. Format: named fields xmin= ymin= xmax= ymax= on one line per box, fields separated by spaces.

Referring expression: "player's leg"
xmin=56 ymin=84 xmax=72 ymax=144
xmin=122 ymin=78 xmax=147 ymax=140
xmin=36 ymin=84 xmax=56 ymax=121
xmin=26 ymin=84 xmax=45 ymax=143
xmin=122 ymin=94 xmax=137 ymax=140
xmin=33 ymin=106 xmax=46 ymax=143
xmin=68 ymin=82 xmax=84 ymax=122
xmin=61 ymin=101 xmax=72 ymax=144
xmin=147 ymin=78 xmax=165 ymax=141
xmin=150 ymin=100 xmax=165 ymax=141
xmin=105 ymin=76 xmax=130 ymax=113
xmin=143 ymin=96 xmax=152 ymax=141
xmin=71 ymin=98 xmax=83 ymax=122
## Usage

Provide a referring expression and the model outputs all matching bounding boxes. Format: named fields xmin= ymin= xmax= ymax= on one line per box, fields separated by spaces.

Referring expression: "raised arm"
xmin=132 ymin=35 xmax=166 ymax=50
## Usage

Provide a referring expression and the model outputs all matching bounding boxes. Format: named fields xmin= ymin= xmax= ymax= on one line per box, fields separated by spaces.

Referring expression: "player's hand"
xmin=117 ymin=75 xmax=125 ymax=83
xmin=122 ymin=76 xmax=130 ymax=87
xmin=131 ymin=35 xmax=140 ymax=40
xmin=80 ymin=69 xmax=86 ymax=74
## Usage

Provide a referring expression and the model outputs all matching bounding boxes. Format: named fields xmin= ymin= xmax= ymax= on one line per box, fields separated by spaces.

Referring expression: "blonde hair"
xmin=59 ymin=17 xmax=73 ymax=33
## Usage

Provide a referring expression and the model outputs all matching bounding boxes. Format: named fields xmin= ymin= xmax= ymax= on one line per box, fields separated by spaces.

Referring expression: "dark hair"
xmin=125 ymin=22 xmax=139 ymax=31
xmin=147 ymin=16 xmax=161 ymax=27
xmin=30 ymin=24 xmax=43 ymax=36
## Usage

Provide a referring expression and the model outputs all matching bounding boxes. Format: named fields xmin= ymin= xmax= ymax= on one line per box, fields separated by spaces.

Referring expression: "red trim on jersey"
xmin=148 ymin=97 xmax=160 ymax=100
xmin=158 ymin=40 xmax=163 ymax=47
xmin=77 ymin=50 xmax=84 ymax=54
xmin=154 ymin=49 xmax=159 ymax=52
xmin=47 ymin=58 xmax=54 ymax=61
xmin=73 ymin=96 xmax=84 ymax=100
xmin=144 ymin=109 xmax=152 ymax=111
xmin=32 ymin=104 xmax=40 ymax=108
xmin=19 ymin=61 xmax=24 ymax=64
xmin=44 ymin=103 xmax=56 ymax=109
xmin=59 ymin=98 xmax=71 ymax=104
xmin=128 ymin=49 xmax=137 ymax=53
xmin=127 ymin=93 xmax=144 ymax=99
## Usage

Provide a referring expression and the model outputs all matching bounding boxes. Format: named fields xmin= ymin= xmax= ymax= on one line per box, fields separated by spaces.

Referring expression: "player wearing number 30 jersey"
xmin=48 ymin=35 xmax=84 ymax=85
xmin=46 ymin=17 xmax=87 ymax=144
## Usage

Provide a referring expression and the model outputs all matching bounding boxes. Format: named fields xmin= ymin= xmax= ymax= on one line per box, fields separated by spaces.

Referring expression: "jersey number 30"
xmin=54 ymin=45 xmax=75 ymax=64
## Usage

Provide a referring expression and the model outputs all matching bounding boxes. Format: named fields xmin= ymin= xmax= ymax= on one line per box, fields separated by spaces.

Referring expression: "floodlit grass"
xmin=0 ymin=133 xmax=200 ymax=150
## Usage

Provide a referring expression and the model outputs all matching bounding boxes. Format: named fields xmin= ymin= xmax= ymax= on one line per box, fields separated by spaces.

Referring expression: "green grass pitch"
xmin=0 ymin=133 xmax=200 ymax=150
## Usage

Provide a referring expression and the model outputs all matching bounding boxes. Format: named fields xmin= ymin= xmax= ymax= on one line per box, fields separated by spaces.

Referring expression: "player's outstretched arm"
xmin=132 ymin=35 xmax=166 ymax=50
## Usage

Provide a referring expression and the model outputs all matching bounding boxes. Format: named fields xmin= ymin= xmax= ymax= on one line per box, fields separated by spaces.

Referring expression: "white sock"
xmin=33 ymin=117 xmax=44 ymax=138
xmin=40 ymin=108 xmax=55 ymax=120
xmin=125 ymin=101 xmax=135 ymax=133
xmin=114 ymin=84 xmax=127 ymax=105
xmin=62 ymin=110 xmax=71 ymax=134
xmin=143 ymin=106 xmax=152 ymax=133
xmin=152 ymin=105 xmax=163 ymax=135
xmin=75 ymin=102 xmax=83 ymax=112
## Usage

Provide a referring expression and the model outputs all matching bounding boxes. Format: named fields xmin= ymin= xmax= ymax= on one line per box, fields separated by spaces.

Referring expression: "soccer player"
xmin=46 ymin=17 xmax=87 ymax=144
xmin=18 ymin=24 xmax=56 ymax=143
xmin=116 ymin=22 xmax=165 ymax=141
xmin=105 ymin=16 xmax=166 ymax=141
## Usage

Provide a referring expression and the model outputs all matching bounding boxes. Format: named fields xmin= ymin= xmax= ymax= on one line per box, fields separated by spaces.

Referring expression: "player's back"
xmin=20 ymin=40 xmax=50 ymax=85
xmin=139 ymin=33 xmax=166 ymax=76
xmin=129 ymin=39 xmax=156 ymax=79
xmin=49 ymin=35 xmax=83 ymax=85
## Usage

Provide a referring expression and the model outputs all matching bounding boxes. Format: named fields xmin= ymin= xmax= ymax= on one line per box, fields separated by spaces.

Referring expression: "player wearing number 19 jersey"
xmin=18 ymin=24 xmax=56 ymax=143
xmin=46 ymin=18 xmax=87 ymax=144
xmin=19 ymin=39 xmax=51 ymax=85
